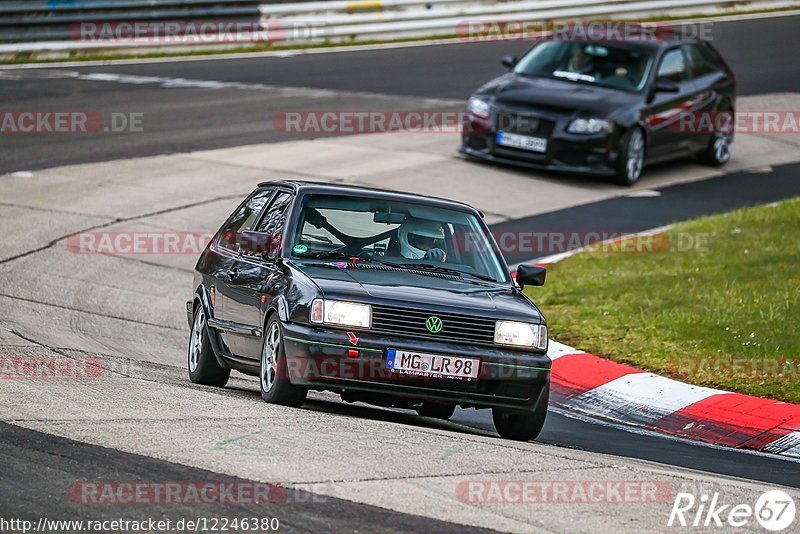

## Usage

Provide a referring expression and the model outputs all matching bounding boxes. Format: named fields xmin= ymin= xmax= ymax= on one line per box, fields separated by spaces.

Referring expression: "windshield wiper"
xmin=298 ymin=250 xmax=349 ymax=259
xmin=399 ymin=263 xmax=500 ymax=283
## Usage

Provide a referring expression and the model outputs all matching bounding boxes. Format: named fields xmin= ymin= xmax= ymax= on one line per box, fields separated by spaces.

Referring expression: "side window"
xmin=684 ymin=44 xmax=720 ymax=78
xmin=657 ymin=49 xmax=689 ymax=83
xmin=255 ymin=192 xmax=292 ymax=234
xmin=253 ymin=191 xmax=293 ymax=258
xmin=216 ymin=189 xmax=272 ymax=252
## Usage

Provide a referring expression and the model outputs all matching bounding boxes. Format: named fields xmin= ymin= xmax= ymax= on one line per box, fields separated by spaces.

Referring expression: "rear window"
xmin=685 ymin=43 xmax=725 ymax=78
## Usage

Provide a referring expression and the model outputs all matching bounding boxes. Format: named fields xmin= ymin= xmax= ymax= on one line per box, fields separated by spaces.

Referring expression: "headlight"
xmin=567 ymin=118 xmax=614 ymax=134
xmin=494 ymin=320 xmax=548 ymax=350
xmin=309 ymin=299 xmax=371 ymax=328
xmin=467 ymin=97 xmax=491 ymax=119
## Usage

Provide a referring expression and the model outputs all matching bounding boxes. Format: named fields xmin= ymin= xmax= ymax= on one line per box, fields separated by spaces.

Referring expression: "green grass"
xmin=527 ymin=198 xmax=800 ymax=403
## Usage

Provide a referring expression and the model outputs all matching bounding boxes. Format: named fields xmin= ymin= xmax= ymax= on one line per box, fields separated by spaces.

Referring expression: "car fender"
xmin=192 ymin=284 xmax=231 ymax=370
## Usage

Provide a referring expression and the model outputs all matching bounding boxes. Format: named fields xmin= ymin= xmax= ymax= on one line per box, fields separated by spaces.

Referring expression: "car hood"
xmin=476 ymin=73 xmax=639 ymax=117
xmin=292 ymin=262 xmax=542 ymax=322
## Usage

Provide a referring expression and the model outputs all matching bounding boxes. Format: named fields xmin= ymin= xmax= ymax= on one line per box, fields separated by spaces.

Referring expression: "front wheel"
xmin=260 ymin=319 xmax=307 ymax=407
xmin=492 ymin=385 xmax=549 ymax=441
xmin=187 ymin=305 xmax=230 ymax=387
xmin=613 ymin=127 xmax=646 ymax=186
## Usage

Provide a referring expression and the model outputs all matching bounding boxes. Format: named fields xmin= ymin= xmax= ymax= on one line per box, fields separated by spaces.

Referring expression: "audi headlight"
xmin=310 ymin=299 xmax=371 ymax=328
xmin=467 ymin=97 xmax=491 ymax=119
xmin=494 ymin=320 xmax=548 ymax=350
xmin=567 ymin=118 xmax=614 ymax=134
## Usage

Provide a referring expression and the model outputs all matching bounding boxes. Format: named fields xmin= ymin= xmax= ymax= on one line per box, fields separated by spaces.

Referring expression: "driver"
xmin=566 ymin=45 xmax=595 ymax=76
xmin=398 ymin=218 xmax=447 ymax=262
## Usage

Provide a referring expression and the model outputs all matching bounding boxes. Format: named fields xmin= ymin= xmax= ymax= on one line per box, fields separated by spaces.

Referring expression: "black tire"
xmin=415 ymin=403 xmax=456 ymax=420
xmin=613 ymin=127 xmax=646 ymax=186
xmin=697 ymin=108 xmax=733 ymax=167
xmin=492 ymin=384 xmax=549 ymax=441
xmin=188 ymin=305 xmax=230 ymax=387
xmin=260 ymin=318 xmax=307 ymax=407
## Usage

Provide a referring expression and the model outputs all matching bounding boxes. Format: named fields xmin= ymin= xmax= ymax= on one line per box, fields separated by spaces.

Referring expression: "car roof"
xmin=256 ymin=180 xmax=483 ymax=215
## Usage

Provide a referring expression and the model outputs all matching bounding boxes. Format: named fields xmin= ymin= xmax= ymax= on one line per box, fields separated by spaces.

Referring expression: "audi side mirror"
xmin=654 ymin=79 xmax=680 ymax=93
xmin=501 ymin=55 xmax=518 ymax=69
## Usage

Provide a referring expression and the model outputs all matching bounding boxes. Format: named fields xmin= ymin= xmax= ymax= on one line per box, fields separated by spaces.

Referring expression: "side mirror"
xmin=501 ymin=55 xmax=518 ymax=69
xmin=653 ymin=78 xmax=680 ymax=93
xmin=516 ymin=264 xmax=546 ymax=288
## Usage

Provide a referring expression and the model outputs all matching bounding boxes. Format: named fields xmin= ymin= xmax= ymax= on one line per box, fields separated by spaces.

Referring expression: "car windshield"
xmin=288 ymin=194 xmax=509 ymax=284
xmin=514 ymin=40 xmax=654 ymax=91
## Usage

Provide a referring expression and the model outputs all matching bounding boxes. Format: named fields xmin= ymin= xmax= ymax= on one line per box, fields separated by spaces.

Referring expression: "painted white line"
xmin=74 ymin=72 xmax=461 ymax=105
xmin=509 ymin=224 xmax=672 ymax=270
xmin=564 ymin=372 xmax=730 ymax=426
xmin=625 ymin=189 xmax=662 ymax=197
xmin=546 ymin=340 xmax=584 ymax=360
xmin=763 ymin=431 xmax=800 ymax=457
xmin=1 ymin=9 xmax=798 ymax=70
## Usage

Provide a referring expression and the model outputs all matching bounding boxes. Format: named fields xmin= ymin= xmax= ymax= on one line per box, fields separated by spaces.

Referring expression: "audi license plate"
xmin=496 ymin=131 xmax=548 ymax=153
xmin=386 ymin=349 xmax=480 ymax=380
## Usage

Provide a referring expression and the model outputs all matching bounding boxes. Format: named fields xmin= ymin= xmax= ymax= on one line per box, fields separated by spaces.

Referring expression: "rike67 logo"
xmin=668 ymin=490 xmax=796 ymax=531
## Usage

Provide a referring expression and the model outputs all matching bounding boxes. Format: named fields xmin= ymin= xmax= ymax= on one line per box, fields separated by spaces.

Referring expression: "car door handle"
xmin=226 ymin=268 xmax=239 ymax=281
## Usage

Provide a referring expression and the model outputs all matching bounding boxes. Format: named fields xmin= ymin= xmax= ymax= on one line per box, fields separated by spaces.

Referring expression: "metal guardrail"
xmin=0 ymin=0 xmax=797 ymax=56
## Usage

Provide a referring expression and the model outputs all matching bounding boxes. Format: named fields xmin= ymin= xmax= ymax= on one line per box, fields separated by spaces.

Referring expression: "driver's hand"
xmin=423 ymin=248 xmax=447 ymax=262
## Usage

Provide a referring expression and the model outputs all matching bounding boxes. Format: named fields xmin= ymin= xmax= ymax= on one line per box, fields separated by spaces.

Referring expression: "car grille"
xmin=370 ymin=304 xmax=496 ymax=345
xmin=495 ymin=111 xmax=555 ymax=138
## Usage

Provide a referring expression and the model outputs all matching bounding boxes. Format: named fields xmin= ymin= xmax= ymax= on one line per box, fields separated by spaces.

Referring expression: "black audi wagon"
xmin=461 ymin=25 xmax=735 ymax=185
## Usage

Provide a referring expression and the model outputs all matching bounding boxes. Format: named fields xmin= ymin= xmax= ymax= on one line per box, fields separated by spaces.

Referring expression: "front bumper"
xmin=461 ymin=115 xmax=619 ymax=176
xmin=282 ymin=322 xmax=550 ymax=411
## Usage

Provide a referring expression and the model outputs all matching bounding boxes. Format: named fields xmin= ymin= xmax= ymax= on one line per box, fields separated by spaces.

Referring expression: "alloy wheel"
xmin=188 ymin=308 xmax=204 ymax=373
xmin=261 ymin=322 xmax=281 ymax=393
xmin=626 ymin=129 xmax=645 ymax=182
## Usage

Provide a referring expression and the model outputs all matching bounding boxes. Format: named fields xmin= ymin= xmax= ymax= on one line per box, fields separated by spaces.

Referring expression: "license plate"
xmin=496 ymin=131 xmax=547 ymax=153
xmin=386 ymin=349 xmax=480 ymax=380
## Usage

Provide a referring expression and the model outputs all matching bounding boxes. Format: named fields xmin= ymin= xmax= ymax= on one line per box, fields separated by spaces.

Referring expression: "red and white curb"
xmin=546 ymin=340 xmax=800 ymax=458
xmin=523 ymin=220 xmax=800 ymax=458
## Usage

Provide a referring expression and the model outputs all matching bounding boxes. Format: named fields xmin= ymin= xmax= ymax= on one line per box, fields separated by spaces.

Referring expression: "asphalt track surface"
xmin=0 ymin=14 xmax=799 ymax=173
xmin=497 ymin=160 xmax=800 ymax=265
xmin=1 ymin=11 xmax=800 ymax=531
xmin=0 ymin=422 xmax=486 ymax=532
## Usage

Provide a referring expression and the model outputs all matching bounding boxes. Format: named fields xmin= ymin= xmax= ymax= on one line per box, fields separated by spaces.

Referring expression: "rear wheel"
xmin=415 ymin=403 xmax=456 ymax=420
xmin=188 ymin=305 xmax=230 ymax=387
xmin=613 ymin=127 xmax=645 ymax=186
xmin=697 ymin=108 xmax=733 ymax=166
xmin=492 ymin=385 xmax=549 ymax=441
xmin=260 ymin=319 xmax=307 ymax=407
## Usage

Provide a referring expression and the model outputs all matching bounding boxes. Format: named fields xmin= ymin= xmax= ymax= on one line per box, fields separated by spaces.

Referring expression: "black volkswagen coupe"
xmin=460 ymin=26 xmax=735 ymax=185
xmin=186 ymin=182 xmax=551 ymax=441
